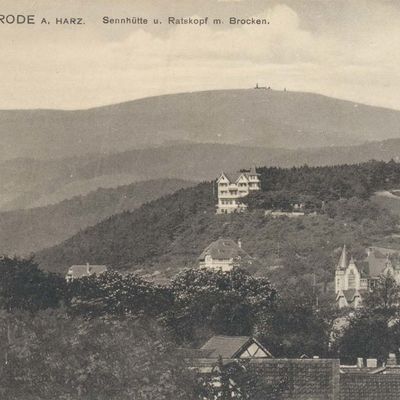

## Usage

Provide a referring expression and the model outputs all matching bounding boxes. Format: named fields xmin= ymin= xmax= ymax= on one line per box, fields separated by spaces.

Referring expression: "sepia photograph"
xmin=1 ymin=0 xmax=400 ymax=398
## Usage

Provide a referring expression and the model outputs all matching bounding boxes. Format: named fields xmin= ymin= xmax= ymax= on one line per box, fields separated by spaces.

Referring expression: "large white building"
xmin=216 ymin=166 xmax=261 ymax=214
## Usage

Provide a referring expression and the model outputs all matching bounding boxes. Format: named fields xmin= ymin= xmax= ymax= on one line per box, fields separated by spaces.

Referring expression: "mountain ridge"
xmin=3 ymin=89 xmax=400 ymax=162
xmin=4 ymin=139 xmax=400 ymax=211
xmin=0 ymin=178 xmax=195 ymax=256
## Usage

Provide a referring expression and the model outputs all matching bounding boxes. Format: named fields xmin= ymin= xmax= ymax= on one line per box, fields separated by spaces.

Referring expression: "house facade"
xmin=66 ymin=263 xmax=107 ymax=282
xmin=216 ymin=166 xmax=260 ymax=214
xmin=198 ymin=238 xmax=253 ymax=272
xmin=335 ymin=245 xmax=400 ymax=308
xmin=335 ymin=246 xmax=368 ymax=308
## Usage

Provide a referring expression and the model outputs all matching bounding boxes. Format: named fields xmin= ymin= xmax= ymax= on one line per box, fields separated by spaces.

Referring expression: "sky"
xmin=1 ymin=0 xmax=400 ymax=110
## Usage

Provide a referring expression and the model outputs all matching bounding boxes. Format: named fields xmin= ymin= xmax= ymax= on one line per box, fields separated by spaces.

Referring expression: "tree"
xmin=166 ymin=268 xmax=277 ymax=344
xmin=334 ymin=276 xmax=400 ymax=364
xmin=67 ymin=271 xmax=173 ymax=318
xmin=0 ymin=256 xmax=65 ymax=312
xmin=363 ymin=275 xmax=400 ymax=316
xmin=0 ymin=311 xmax=198 ymax=400
xmin=256 ymin=285 xmax=335 ymax=358
xmin=334 ymin=312 xmax=393 ymax=365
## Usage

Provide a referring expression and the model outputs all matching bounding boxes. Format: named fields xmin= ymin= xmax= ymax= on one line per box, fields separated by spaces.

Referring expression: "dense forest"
xmin=35 ymin=160 xmax=400 ymax=294
xmin=245 ymin=159 xmax=400 ymax=210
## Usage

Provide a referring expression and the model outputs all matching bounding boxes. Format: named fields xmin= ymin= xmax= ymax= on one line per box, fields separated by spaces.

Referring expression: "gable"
xmin=200 ymin=336 xmax=273 ymax=359
xmin=238 ymin=341 xmax=271 ymax=358
xmin=217 ymin=173 xmax=229 ymax=184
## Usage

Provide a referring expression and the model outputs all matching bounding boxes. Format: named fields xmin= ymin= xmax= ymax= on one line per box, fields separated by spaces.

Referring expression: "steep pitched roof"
xmin=249 ymin=165 xmax=259 ymax=176
xmin=336 ymin=289 xmax=367 ymax=305
xmin=218 ymin=167 xmax=258 ymax=184
xmin=198 ymin=238 xmax=251 ymax=261
xmin=337 ymin=245 xmax=348 ymax=270
xmin=200 ymin=335 xmax=272 ymax=359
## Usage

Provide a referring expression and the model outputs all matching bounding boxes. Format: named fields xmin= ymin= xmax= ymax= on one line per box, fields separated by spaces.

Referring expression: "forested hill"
xmin=0 ymin=179 xmax=194 ymax=256
xmin=5 ymin=139 xmax=400 ymax=212
xmin=36 ymin=160 xmax=400 ymax=279
xmin=257 ymin=160 xmax=400 ymax=199
xmin=3 ymin=89 xmax=400 ymax=161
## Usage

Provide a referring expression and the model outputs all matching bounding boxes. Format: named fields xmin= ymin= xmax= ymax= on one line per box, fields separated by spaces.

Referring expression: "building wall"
xmin=335 ymin=262 xmax=365 ymax=293
xmin=199 ymin=257 xmax=234 ymax=271
xmin=216 ymin=172 xmax=260 ymax=214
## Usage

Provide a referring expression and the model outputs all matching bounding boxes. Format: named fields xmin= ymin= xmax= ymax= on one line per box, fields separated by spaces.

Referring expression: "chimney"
xmin=357 ymin=358 xmax=364 ymax=368
xmin=387 ymin=353 xmax=397 ymax=366
xmin=366 ymin=358 xmax=378 ymax=368
xmin=86 ymin=262 xmax=90 ymax=274
xmin=237 ymin=238 xmax=242 ymax=249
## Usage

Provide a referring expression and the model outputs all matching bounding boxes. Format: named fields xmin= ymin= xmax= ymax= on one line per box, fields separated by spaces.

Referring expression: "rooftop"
xmin=198 ymin=238 xmax=252 ymax=261
xmin=200 ymin=335 xmax=272 ymax=359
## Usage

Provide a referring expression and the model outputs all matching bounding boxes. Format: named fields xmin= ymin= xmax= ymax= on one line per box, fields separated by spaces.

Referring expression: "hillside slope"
xmin=4 ymin=139 xmax=400 ymax=211
xmin=3 ymin=89 xmax=400 ymax=161
xmin=35 ymin=162 xmax=400 ymax=277
xmin=0 ymin=179 xmax=194 ymax=256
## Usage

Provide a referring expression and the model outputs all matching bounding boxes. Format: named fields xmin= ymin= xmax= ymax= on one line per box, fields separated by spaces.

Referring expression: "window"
xmin=348 ymin=270 xmax=356 ymax=289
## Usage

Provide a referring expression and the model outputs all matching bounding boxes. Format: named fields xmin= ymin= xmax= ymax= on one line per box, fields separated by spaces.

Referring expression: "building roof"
xmin=200 ymin=335 xmax=272 ymax=359
xmin=67 ymin=264 xmax=107 ymax=279
xmin=198 ymin=238 xmax=251 ymax=261
xmin=342 ymin=289 xmax=359 ymax=303
xmin=219 ymin=167 xmax=259 ymax=184
xmin=223 ymin=171 xmax=244 ymax=183
xmin=337 ymin=245 xmax=348 ymax=270
xmin=336 ymin=289 xmax=367 ymax=305
xmin=366 ymin=247 xmax=399 ymax=277
xmin=249 ymin=165 xmax=259 ymax=175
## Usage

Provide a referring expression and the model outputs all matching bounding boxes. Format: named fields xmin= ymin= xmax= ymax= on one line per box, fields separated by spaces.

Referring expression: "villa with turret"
xmin=335 ymin=245 xmax=400 ymax=308
xmin=216 ymin=166 xmax=261 ymax=214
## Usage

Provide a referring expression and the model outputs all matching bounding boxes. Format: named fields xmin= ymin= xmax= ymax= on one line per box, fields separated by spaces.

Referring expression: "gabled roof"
xmin=336 ymin=289 xmax=367 ymax=305
xmin=200 ymin=335 xmax=273 ymax=359
xmin=218 ymin=167 xmax=258 ymax=184
xmin=198 ymin=238 xmax=251 ymax=261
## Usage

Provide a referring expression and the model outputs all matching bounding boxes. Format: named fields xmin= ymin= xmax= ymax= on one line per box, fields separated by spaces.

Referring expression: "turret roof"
xmin=337 ymin=245 xmax=348 ymax=270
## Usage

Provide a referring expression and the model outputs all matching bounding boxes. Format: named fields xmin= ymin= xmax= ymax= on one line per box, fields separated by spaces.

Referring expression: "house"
xmin=65 ymin=263 xmax=107 ymax=282
xmin=216 ymin=166 xmax=260 ymax=214
xmin=335 ymin=246 xmax=368 ymax=308
xmin=365 ymin=246 xmax=400 ymax=285
xmin=335 ymin=245 xmax=400 ymax=308
xmin=199 ymin=335 xmax=273 ymax=360
xmin=188 ymin=339 xmax=400 ymax=400
xmin=198 ymin=238 xmax=253 ymax=272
